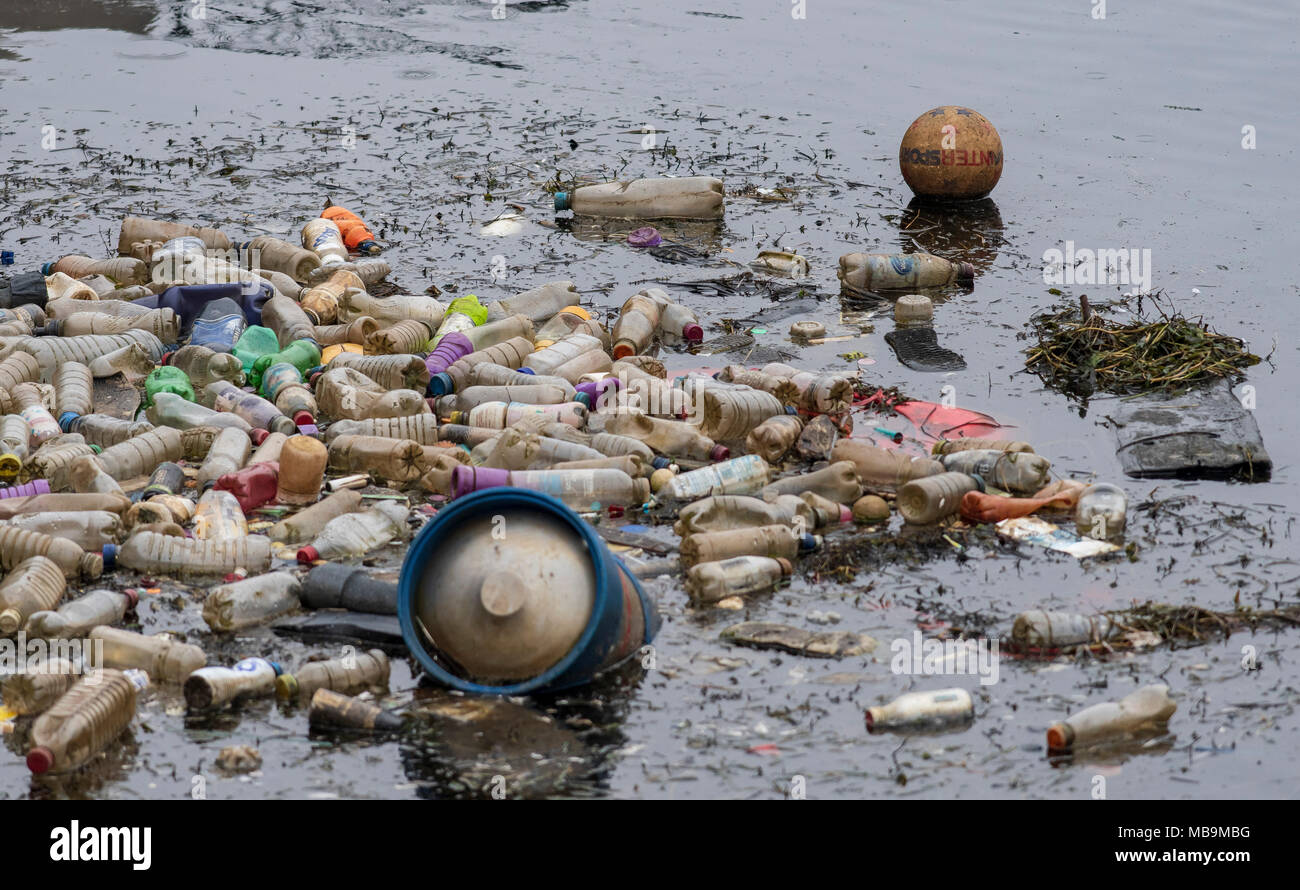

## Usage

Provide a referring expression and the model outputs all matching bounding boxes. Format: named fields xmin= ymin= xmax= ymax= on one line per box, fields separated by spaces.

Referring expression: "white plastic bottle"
xmin=296 ymin=500 xmax=411 ymax=564
xmin=555 ymin=177 xmax=725 ymax=220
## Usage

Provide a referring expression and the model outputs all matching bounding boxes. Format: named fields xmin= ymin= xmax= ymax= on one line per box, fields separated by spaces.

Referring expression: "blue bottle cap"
xmin=102 ymin=544 xmax=118 ymax=569
xmin=784 ymin=405 xmax=799 ymax=414
xmin=651 ymin=456 xmax=671 ymax=470
xmin=40 ymin=262 xmax=55 ymax=275
xmin=970 ymin=473 xmax=987 ymax=492
xmin=516 ymin=366 xmax=535 ymax=375
xmin=797 ymin=533 xmax=818 ymax=552
xmin=267 ymin=660 xmax=284 ymax=676
xmin=574 ymin=392 xmax=593 ymax=410
xmin=0 ymin=251 xmax=14 ymax=265
xmin=428 ymin=372 xmax=455 ymax=397
xmin=554 ymin=191 xmax=571 ymax=211
xmin=58 ymin=412 xmax=79 ymax=432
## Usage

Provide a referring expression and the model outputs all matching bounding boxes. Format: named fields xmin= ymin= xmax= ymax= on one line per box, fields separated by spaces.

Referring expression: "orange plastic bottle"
xmin=322 ymin=206 xmax=381 ymax=255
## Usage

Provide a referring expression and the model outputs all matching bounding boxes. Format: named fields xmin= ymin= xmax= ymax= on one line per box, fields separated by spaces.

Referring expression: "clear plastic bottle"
xmin=269 ymin=489 xmax=362 ymax=544
xmin=555 ymin=177 xmax=725 ymax=220
xmin=661 ymin=454 xmax=770 ymax=501
xmin=275 ymin=648 xmax=390 ymax=702
xmin=337 ymin=290 xmax=446 ymax=328
xmin=610 ymin=291 xmax=662 ymax=359
xmin=467 ymin=363 xmax=576 ymax=399
xmin=239 ymin=235 xmax=322 ymax=282
xmin=9 ymin=511 xmax=123 ymax=553
xmin=314 ymin=316 xmax=378 ymax=346
xmin=0 ymin=658 xmax=78 ymax=715
xmin=481 ymin=427 xmax=604 ymax=470
xmin=323 ymin=413 xmax=441 ymax=447
xmin=308 ymin=687 xmax=403 ymax=731
xmin=202 ymin=571 xmax=300 ymax=631
xmin=69 ymin=454 xmax=126 ymax=497
xmin=147 ymin=391 xmax=252 ymax=432
xmin=830 ymin=439 xmax=944 ymax=489
xmin=260 ymin=363 xmax=318 ymax=428
xmin=685 ymin=555 xmax=792 ymax=603
xmin=429 ymin=294 xmax=488 ymax=347
xmin=301 ymin=217 xmax=348 ymax=268
xmin=588 ymin=431 xmax=656 ymax=464
xmin=86 ymin=342 xmax=157 ymax=378
xmin=1011 ymin=610 xmax=1117 ymax=648
xmin=0 ymin=414 xmax=29 ymax=475
xmin=453 ymin=466 xmax=650 ymax=509
xmin=300 ymin=268 xmax=364 ymax=325
xmin=25 ymin=588 xmax=136 ymax=639
xmin=522 ymin=333 xmax=603 ymax=376
xmin=837 ymin=252 xmax=975 ymax=294
xmin=695 ymin=387 xmax=786 ymax=441
xmin=195 ymin=427 xmax=252 ymax=492
xmin=463 ymin=313 xmax=534 ymax=350
xmin=17 ymin=330 xmax=165 ymax=380
xmin=205 ymin=380 xmax=296 ymax=435
xmin=248 ymin=431 xmax=287 ymax=465
xmin=67 ymin=414 xmax=155 ymax=449
xmin=760 ymin=460 xmax=862 ymax=504
xmin=938 ymin=449 xmax=1052 ymax=496
xmin=94 ymin=426 xmax=183 ymax=480
xmin=113 ymin=530 xmax=272 ymax=576
xmin=45 ymin=254 xmax=148 ymax=285
xmin=0 ymin=351 xmax=42 ymax=397
xmin=296 ymin=500 xmax=411 ymax=564
xmin=430 ymin=336 xmax=535 ymax=396
xmin=932 ymin=438 xmax=1035 ymax=455
xmin=273 ymin=434 xmax=327 ymax=504
xmin=745 ymin=414 xmax=805 ymax=463
xmin=0 ymin=527 xmax=101 ymax=579
xmin=53 ymin=362 xmax=94 ymax=429
xmin=897 ymin=472 xmax=984 ymax=525
xmin=192 ymin=489 xmax=248 ymax=541
xmin=169 ymin=344 xmax=245 ymax=389
xmin=26 ymin=668 xmax=151 ymax=773
xmin=606 ymin=412 xmax=727 ymax=462
xmin=1046 ymin=685 xmax=1176 ymax=752
xmin=90 ymin=626 xmax=208 ymax=683
xmin=452 ymin=400 xmax=587 ymax=430
xmin=327 ymin=435 xmax=426 ymax=485
xmin=717 ymin=365 xmax=798 ymax=404
xmin=327 ymin=352 xmax=430 ymax=393
xmin=0 ymin=555 xmax=67 ymax=633
xmin=549 ymin=348 xmax=613 ymax=385
xmin=117 ymin=216 xmax=230 ymax=258
xmin=184 ymin=657 xmax=281 ymax=710
xmin=680 ymin=524 xmax=816 ymax=568
xmin=533 ymin=306 xmax=592 ymax=348
xmin=673 ymin=494 xmax=826 ymax=535
xmin=13 ymin=382 xmax=61 ymax=445
xmin=1075 ymin=483 xmax=1128 ymax=541
xmin=865 ymin=689 xmax=974 ymax=734
xmin=260 ymin=295 xmax=319 ymax=348
xmin=366 ymin=319 xmax=433 ymax=355
xmin=485 ymin=281 xmax=579 ymax=323
xmin=54 ymin=308 xmax=179 ymax=344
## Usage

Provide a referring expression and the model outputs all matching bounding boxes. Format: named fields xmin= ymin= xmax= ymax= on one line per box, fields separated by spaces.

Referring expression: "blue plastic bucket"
xmin=397 ymin=488 xmax=660 ymax=695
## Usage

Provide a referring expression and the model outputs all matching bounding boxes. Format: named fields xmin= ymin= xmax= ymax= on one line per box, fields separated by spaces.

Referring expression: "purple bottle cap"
xmin=0 ymin=479 xmax=50 ymax=499
xmin=628 ymin=227 xmax=662 ymax=248
xmin=451 ymin=465 xmax=511 ymax=499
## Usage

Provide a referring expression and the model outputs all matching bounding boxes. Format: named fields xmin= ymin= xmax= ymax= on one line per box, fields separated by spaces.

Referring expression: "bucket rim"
xmin=397 ymin=488 xmax=616 ymax=695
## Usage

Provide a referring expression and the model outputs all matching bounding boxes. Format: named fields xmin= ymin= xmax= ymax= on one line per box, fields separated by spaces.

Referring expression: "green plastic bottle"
xmin=144 ymin=366 xmax=195 ymax=407
xmin=431 ymin=294 xmax=488 ymax=347
xmin=249 ymin=339 xmax=322 ymax=390
xmin=233 ymin=326 xmax=282 ymax=377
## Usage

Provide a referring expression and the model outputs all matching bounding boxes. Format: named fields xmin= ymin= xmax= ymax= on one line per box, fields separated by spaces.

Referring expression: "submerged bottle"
xmin=1074 ymin=483 xmax=1128 ymax=541
xmin=26 ymin=669 xmax=151 ymax=773
xmin=275 ymin=648 xmax=389 ymax=701
xmin=831 ymin=439 xmax=943 ymax=489
xmin=1011 ymin=610 xmax=1118 ymax=648
xmin=684 ymin=555 xmax=793 ymax=603
xmin=25 ymin=589 xmax=137 ymax=639
xmin=555 ymin=177 xmax=725 ymax=220
xmin=296 ymin=500 xmax=411 ymax=564
xmin=0 ymin=555 xmax=67 ymax=634
xmin=202 ymin=571 xmax=301 ymax=632
xmin=837 ymin=252 xmax=975 ymax=295
xmin=90 ymin=626 xmax=207 ymax=683
xmin=308 ymin=688 xmax=403 ymax=731
xmin=184 ymin=657 xmax=282 ymax=710
xmin=865 ymin=688 xmax=975 ymax=734
xmin=1046 ymin=685 xmax=1176 ymax=752
xmin=113 ymin=530 xmax=272 ymax=576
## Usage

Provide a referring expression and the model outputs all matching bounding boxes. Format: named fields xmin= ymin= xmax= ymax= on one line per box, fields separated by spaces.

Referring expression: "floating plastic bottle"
xmin=271 ymin=434 xmax=326 ymax=505
xmin=202 ymin=571 xmax=300 ymax=632
xmin=260 ymin=363 xmax=318 ymax=428
xmin=118 ymin=216 xmax=231 ymax=259
xmin=685 ymin=555 xmax=792 ymax=603
xmin=485 ymin=281 xmax=579 ymax=323
xmin=830 ymin=439 xmax=944 ymax=489
xmin=429 ymin=336 xmax=534 ymax=396
xmin=237 ymin=235 xmax=322 ymax=282
xmin=13 ymin=382 xmax=61 ymax=446
xmin=430 ymin=293 xmax=487 ymax=347
xmin=193 ymin=489 xmax=248 ymax=541
xmin=0 ymin=527 xmax=101 ymax=579
xmin=0 ymin=555 xmax=67 ymax=633
xmin=301 ymin=217 xmax=349 ymax=268
xmin=188 ymin=297 xmax=249 ymax=353
xmin=610 ymin=291 xmax=662 ymax=359
xmin=480 ymin=427 xmax=604 ymax=470
xmin=269 ymin=489 xmax=362 ymax=544
xmin=43 ymin=254 xmax=148 ymax=285
xmin=0 ymin=351 xmax=42 ymax=398
xmin=897 ymin=472 xmax=985 ymax=525
xmin=51 ymin=308 xmax=180 ymax=344
xmin=276 ymin=648 xmax=389 ymax=701
xmin=68 ymin=454 xmax=125 ymax=496
xmin=25 ymin=588 xmax=137 ymax=639
xmin=299 ymin=268 xmax=364 ymax=325
xmin=555 ymin=177 xmax=725 ymax=220
xmin=9 ymin=511 xmax=123 ymax=553
xmin=249 ymin=431 xmax=287 ymax=464
xmin=522 ymin=332 xmax=603 ymax=376
xmin=144 ymin=365 xmax=196 ymax=407
xmin=308 ymin=688 xmax=402 ymax=731
xmin=314 ymin=368 xmax=428 ymax=421
xmin=233 ymin=325 xmax=282 ymax=375
xmin=146 ymin=391 xmax=252 ymax=432
xmin=0 ymin=659 xmax=78 ymax=715
xmin=323 ymin=413 xmax=441 ymax=446
xmin=26 ymin=668 xmax=151 ymax=773
xmin=327 ymin=352 xmax=430 ymax=393
xmin=606 ymin=412 xmax=726 ymax=462
xmin=837 ymin=252 xmax=975 ymax=295
xmin=745 ymin=414 xmax=804 ymax=463
xmin=327 ymin=435 xmax=426 ymax=485
xmin=66 ymin=414 xmax=154 ymax=449
xmin=0 ymin=414 xmax=30 ymax=475
xmin=214 ymin=461 xmax=279 ymax=512
xmin=1046 ymin=685 xmax=1176 ymax=752
xmin=367 ymin=319 xmax=432 ymax=355
xmin=533 ymin=306 xmax=593 ymax=348
xmin=17 ymin=330 xmax=165 ymax=381
xmin=1075 ymin=483 xmax=1128 ymax=541
xmin=938 ymin=449 xmax=1052 ymax=496
xmin=695 ymin=387 xmax=786 ymax=441
xmin=95 ymin=426 xmax=183 ymax=481
xmin=314 ymin=316 xmax=378 ymax=346
xmin=296 ymin=500 xmax=411 ymax=564
xmin=761 ymin=460 xmax=862 ymax=504
xmin=463 ymin=312 xmax=535 ymax=351
xmin=205 ymin=380 xmax=296 ymax=435
xmin=932 ymin=438 xmax=1035 ymax=455
xmin=195 ymin=427 xmax=252 ymax=492
xmin=337 ymin=290 xmax=445 ymax=328
xmin=452 ymin=466 xmax=649 ymax=509
xmin=661 ymin=454 xmax=770 ymax=501
xmin=86 ymin=342 xmax=156 ymax=378
xmin=450 ymin=400 xmax=587 ymax=430
xmin=113 ymin=530 xmax=271 ymax=576
xmin=250 ymin=339 xmax=321 ymax=390
xmin=90 ymin=626 xmax=207 ymax=683
xmin=673 ymin=494 xmax=838 ymax=535
xmin=680 ymin=524 xmax=817 ymax=568
xmin=53 ymin=362 xmax=93 ymax=430
xmin=865 ymin=688 xmax=975 ymax=734
xmin=184 ymin=657 xmax=281 ymax=710
xmin=321 ymin=206 xmax=382 ymax=254
xmin=1011 ymin=610 xmax=1117 ymax=649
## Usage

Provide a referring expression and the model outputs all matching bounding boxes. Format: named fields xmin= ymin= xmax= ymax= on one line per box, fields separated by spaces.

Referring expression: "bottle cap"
xmin=970 ymin=473 xmax=987 ymax=493
xmin=839 ymin=504 xmax=853 ymax=523
xmin=956 ymin=262 xmax=976 ymax=285
xmin=293 ymin=410 xmax=315 ymax=427
xmin=516 ymin=367 xmax=535 ymax=375
xmin=275 ymin=673 xmax=299 ymax=700
xmin=122 ymin=587 xmax=139 ymax=610
xmin=357 ymin=240 xmax=382 ymax=255
xmin=574 ymin=392 xmax=593 ymax=410
xmin=39 ymin=320 xmax=60 ymax=336
xmin=424 ymin=398 xmax=440 ymax=414
xmin=682 ymin=323 xmax=704 ymax=342
xmin=428 ymin=372 xmax=454 ymax=397
xmin=708 ymin=444 xmax=730 ymax=462
xmin=447 ymin=410 xmax=465 ymax=425
xmin=40 ymin=262 xmax=55 ymax=276
xmin=58 ymin=411 xmax=79 ymax=432
xmin=864 ymin=707 xmax=882 ymax=733
xmin=651 ymin=456 xmax=671 ymax=470
xmin=797 ymin=533 xmax=818 ymax=552
xmin=553 ymin=191 xmax=571 ymax=212
xmin=268 ymin=660 xmax=284 ymax=676
xmin=1046 ymin=723 xmax=1073 ymax=751
xmin=161 ymin=350 xmax=175 ymax=365
xmin=250 ymin=428 xmax=270 ymax=446
xmin=612 ymin=341 xmax=636 ymax=360
xmin=26 ymin=746 xmax=55 ymax=774
xmin=102 ymin=543 xmax=118 ymax=569
xmin=451 ymin=465 xmax=509 ymax=498
xmin=296 ymin=546 xmax=320 ymax=565
xmin=775 ymin=557 xmax=794 ymax=576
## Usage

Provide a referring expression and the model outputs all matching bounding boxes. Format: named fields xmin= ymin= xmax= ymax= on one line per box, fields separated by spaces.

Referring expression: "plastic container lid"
xmin=428 ymin=372 xmax=455 ymax=397
xmin=790 ymin=320 xmax=826 ymax=339
xmin=682 ymin=323 xmax=704 ymax=342
xmin=553 ymin=192 xmax=571 ymax=211
xmin=27 ymin=746 xmax=54 ymax=773
xmin=708 ymin=444 xmax=730 ymax=462
xmin=58 ymin=412 xmax=80 ymax=432
xmin=296 ymin=546 xmax=321 ymax=564
xmin=894 ymin=294 xmax=934 ymax=324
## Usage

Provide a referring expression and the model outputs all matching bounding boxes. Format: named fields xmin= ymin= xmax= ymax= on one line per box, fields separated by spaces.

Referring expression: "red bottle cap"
xmin=839 ymin=505 xmax=853 ymax=523
xmin=27 ymin=746 xmax=54 ymax=774
xmin=293 ymin=410 xmax=315 ymax=427
xmin=250 ymin=429 xmax=269 ymax=446
xmin=708 ymin=444 xmax=730 ymax=462
xmin=612 ymin=341 xmax=635 ymax=360
xmin=296 ymin=546 xmax=320 ymax=565
xmin=123 ymin=588 xmax=140 ymax=610
xmin=682 ymin=323 xmax=703 ymax=342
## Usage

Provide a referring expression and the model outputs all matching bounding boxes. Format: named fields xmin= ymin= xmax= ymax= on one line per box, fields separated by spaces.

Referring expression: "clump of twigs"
xmin=1025 ymin=292 xmax=1260 ymax=397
